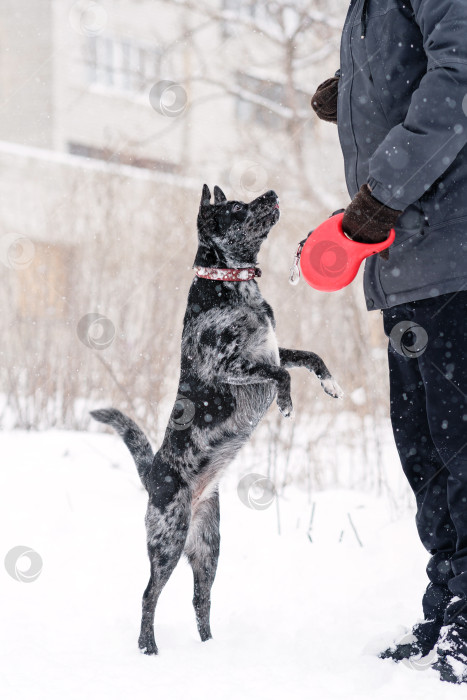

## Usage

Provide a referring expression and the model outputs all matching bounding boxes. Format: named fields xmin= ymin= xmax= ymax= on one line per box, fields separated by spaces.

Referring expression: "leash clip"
xmin=289 ymin=230 xmax=313 ymax=286
xmin=289 ymin=243 xmax=303 ymax=286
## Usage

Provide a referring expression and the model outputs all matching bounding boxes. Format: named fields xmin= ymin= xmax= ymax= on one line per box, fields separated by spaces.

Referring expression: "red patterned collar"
xmin=194 ymin=266 xmax=262 ymax=282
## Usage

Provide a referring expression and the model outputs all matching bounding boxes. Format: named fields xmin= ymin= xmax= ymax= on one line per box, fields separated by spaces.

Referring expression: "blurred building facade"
xmin=0 ymin=0 xmax=343 ymax=180
xmin=0 ymin=0 xmax=345 ymax=316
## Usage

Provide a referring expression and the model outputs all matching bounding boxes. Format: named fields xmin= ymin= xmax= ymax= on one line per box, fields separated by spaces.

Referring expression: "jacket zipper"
xmin=340 ymin=0 xmax=367 ymax=196
xmin=354 ymin=0 xmax=371 ymax=193
xmin=361 ymin=0 xmax=369 ymax=38
xmin=361 ymin=0 xmax=372 ymax=83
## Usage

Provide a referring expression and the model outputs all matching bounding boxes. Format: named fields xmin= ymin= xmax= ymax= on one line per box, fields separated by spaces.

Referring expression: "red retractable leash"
xmin=289 ymin=212 xmax=396 ymax=292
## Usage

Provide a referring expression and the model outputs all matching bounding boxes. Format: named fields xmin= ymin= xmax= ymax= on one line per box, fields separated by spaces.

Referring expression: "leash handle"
xmin=288 ymin=211 xmax=345 ymax=286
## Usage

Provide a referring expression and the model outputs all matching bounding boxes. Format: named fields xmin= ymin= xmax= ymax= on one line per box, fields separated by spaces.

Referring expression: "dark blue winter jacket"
xmin=337 ymin=0 xmax=467 ymax=309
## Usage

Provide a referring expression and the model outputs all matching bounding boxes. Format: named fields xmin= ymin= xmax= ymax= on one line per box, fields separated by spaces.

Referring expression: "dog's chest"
xmin=263 ymin=318 xmax=280 ymax=365
xmin=238 ymin=286 xmax=279 ymax=365
xmin=183 ymin=281 xmax=281 ymax=371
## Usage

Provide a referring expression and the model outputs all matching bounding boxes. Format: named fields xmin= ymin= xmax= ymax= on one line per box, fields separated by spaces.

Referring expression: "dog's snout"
xmin=251 ymin=190 xmax=279 ymax=209
xmin=263 ymin=190 xmax=278 ymax=203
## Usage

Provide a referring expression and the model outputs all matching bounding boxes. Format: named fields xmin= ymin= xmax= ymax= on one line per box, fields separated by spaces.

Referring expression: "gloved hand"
xmin=342 ymin=184 xmax=402 ymax=260
xmin=311 ymin=76 xmax=339 ymax=124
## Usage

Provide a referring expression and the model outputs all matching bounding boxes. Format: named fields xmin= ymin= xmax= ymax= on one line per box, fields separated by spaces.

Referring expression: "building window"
xmin=67 ymin=142 xmax=178 ymax=174
xmin=16 ymin=242 xmax=72 ymax=321
xmin=235 ymin=73 xmax=309 ymax=130
xmin=221 ymin=0 xmax=257 ymax=38
xmin=85 ymin=36 xmax=161 ymax=95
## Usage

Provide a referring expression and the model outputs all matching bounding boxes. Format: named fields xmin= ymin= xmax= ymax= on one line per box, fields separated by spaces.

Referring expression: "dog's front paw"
xmin=277 ymin=394 xmax=293 ymax=417
xmin=321 ymin=377 xmax=344 ymax=399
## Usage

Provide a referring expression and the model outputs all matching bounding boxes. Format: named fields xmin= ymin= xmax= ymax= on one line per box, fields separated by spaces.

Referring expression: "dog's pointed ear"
xmin=200 ymin=184 xmax=211 ymax=209
xmin=213 ymin=186 xmax=227 ymax=204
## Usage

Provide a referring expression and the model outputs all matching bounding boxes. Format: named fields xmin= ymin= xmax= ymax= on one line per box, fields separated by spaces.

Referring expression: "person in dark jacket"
xmin=311 ymin=0 xmax=467 ymax=684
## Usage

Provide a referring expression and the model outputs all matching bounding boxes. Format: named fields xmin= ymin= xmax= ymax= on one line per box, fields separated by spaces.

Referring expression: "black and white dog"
xmin=91 ymin=185 xmax=342 ymax=655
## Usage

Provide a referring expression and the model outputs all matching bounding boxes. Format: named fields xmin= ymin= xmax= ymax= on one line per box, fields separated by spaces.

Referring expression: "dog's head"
xmin=195 ymin=185 xmax=280 ymax=267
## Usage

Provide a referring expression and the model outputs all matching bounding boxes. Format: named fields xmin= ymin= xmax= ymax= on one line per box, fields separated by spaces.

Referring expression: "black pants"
xmin=382 ymin=291 xmax=467 ymax=626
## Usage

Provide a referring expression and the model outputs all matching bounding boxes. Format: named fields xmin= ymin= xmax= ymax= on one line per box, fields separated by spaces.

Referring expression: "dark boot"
xmin=434 ymin=623 xmax=467 ymax=684
xmin=380 ymin=618 xmax=443 ymax=662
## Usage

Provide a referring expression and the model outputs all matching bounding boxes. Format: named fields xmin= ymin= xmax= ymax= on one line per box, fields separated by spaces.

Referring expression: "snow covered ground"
xmin=1 ymin=430 xmax=464 ymax=699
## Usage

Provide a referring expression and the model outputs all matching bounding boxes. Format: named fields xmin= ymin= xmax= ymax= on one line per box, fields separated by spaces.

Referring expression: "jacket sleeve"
xmin=367 ymin=0 xmax=467 ymax=210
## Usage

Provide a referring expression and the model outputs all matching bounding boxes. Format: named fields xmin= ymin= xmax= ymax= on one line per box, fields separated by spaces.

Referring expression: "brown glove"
xmin=342 ymin=185 xmax=402 ymax=260
xmin=311 ymin=76 xmax=339 ymax=124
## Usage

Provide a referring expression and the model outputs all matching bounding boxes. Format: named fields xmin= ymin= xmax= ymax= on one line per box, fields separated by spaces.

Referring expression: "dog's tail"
xmin=90 ymin=408 xmax=154 ymax=491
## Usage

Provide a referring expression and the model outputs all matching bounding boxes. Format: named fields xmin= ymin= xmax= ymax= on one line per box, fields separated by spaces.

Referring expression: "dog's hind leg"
xmin=279 ymin=348 xmax=343 ymax=399
xmin=184 ymin=489 xmax=220 ymax=642
xmin=139 ymin=487 xmax=192 ymax=655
